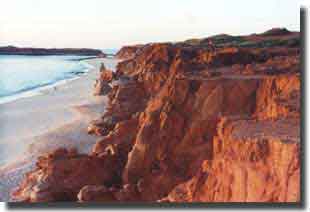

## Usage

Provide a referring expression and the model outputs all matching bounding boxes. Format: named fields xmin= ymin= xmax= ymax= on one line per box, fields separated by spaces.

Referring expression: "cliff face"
xmin=12 ymin=29 xmax=301 ymax=203
xmin=116 ymin=45 xmax=144 ymax=60
xmin=120 ymin=51 xmax=300 ymax=201
xmin=163 ymin=119 xmax=300 ymax=202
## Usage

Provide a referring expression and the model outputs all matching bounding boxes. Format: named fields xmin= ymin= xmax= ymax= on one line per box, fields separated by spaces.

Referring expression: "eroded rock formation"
xmin=12 ymin=148 xmax=118 ymax=202
xmin=93 ymin=63 xmax=115 ymax=96
xmin=13 ymin=28 xmax=301 ymax=203
xmin=116 ymin=45 xmax=144 ymax=60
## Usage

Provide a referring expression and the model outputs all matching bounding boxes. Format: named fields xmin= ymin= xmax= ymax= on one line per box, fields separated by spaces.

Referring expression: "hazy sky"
xmin=0 ymin=0 xmax=301 ymax=49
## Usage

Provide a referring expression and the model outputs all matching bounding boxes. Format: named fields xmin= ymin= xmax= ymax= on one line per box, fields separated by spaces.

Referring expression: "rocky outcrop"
xmin=93 ymin=63 xmax=115 ymax=96
xmin=0 ymin=46 xmax=104 ymax=56
xmin=255 ymin=74 xmax=300 ymax=120
xmin=12 ymin=148 xmax=119 ymax=202
xmin=116 ymin=45 xmax=144 ymax=60
xmin=121 ymin=73 xmax=300 ymax=202
xmin=93 ymin=81 xmax=112 ymax=96
xmin=13 ymin=29 xmax=300 ymax=203
xmin=163 ymin=117 xmax=300 ymax=202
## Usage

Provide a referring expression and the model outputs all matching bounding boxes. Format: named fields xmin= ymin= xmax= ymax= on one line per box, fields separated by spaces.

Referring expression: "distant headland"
xmin=0 ymin=46 xmax=106 ymax=56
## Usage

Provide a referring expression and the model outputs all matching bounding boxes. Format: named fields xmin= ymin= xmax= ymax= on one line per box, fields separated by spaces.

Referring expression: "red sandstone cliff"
xmin=116 ymin=45 xmax=144 ymax=60
xmin=12 ymin=28 xmax=301 ymax=203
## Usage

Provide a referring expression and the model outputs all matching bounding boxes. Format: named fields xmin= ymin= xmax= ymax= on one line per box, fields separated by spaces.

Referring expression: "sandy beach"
xmin=0 ymin=57 xmax=118 ymax=201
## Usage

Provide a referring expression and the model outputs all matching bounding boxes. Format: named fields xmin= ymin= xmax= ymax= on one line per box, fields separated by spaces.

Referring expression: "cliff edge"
xmin=12 ymin=28 xmax=301 ymax=203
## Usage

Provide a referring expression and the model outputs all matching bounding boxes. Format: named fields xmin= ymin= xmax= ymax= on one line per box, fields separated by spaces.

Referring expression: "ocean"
xmin=0 ymin=55 xmax=94 ymax=104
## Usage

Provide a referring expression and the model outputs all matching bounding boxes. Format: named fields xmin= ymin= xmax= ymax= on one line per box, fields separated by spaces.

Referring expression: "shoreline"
xmin=0 ymin=58 xmax=94 ymax=105
xmin=0 ymin=57 xmax=119 ymax=201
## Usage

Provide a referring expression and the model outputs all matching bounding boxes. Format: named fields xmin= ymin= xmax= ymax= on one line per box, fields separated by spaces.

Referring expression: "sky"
xmin=0 ymin=0 xmax=301 ymax=49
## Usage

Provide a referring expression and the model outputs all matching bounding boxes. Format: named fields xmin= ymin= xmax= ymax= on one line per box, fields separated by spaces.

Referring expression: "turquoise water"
xmin=0 ymin=55 xmax=93 ymax=104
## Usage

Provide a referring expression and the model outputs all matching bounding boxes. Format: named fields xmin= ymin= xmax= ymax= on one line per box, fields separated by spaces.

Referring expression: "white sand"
xmin=0 ymin=58 xmax=119 ymax=201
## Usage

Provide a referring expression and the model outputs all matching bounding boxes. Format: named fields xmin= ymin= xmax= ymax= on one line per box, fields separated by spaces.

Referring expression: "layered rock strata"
xmin=13 ymin=28 xmax=301 ymax=203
